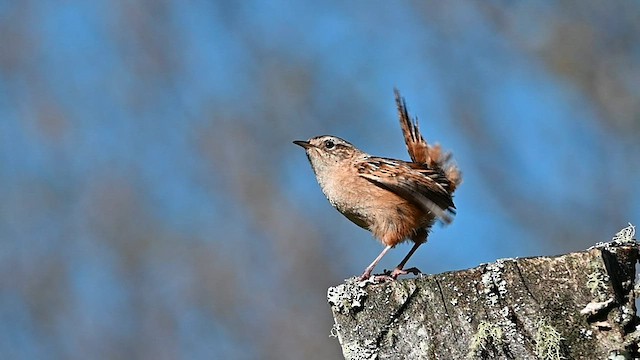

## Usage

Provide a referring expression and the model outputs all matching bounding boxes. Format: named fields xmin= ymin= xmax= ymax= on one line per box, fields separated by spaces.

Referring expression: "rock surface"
xmin=329 ymin=241 xmax=640 ymax=359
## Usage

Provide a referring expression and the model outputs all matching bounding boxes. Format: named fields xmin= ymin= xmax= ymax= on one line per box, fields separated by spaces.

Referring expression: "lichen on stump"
xmin=328 ymin=240 xmax=640 ymax=359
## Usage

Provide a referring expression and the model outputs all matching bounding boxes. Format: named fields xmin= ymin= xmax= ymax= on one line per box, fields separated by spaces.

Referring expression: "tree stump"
xmin=328 ymin=240 xmax=640 ymax=359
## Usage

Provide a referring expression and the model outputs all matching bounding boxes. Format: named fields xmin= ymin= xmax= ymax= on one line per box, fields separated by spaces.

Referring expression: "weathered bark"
xmin=328 ymin=240 xmax=640 ymax=359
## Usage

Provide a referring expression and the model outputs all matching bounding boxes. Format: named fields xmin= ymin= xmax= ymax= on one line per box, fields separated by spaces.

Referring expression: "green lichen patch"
xmin=586 ymin=269 xmax=610 ymax=301
xmin=468 ymin=321 xmax=504 ymax=358
xmin=534 ymin=320 xmax=565 ymax=360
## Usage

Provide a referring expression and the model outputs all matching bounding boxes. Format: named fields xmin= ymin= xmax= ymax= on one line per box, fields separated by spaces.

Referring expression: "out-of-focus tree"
xmin=413 ymin=1 xmax=639 ymax=253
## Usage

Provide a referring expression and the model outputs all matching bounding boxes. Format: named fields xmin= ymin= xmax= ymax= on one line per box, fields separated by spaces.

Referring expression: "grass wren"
xmin=294 ymin=90 xmax=461 ymax=281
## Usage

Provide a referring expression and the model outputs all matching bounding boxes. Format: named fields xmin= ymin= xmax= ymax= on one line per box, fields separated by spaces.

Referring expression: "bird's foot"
xmin=358 ymin=267 xmax=421 ymax=284
xmin=372 ymin=274 xmax=395 ymax=283
xmin=358 ymin=270 xmax=373 ymax=282
xmin=358 ymin=271 xmax=394 ymax=284
xmin=387 ymin=267 xmax=421 ymax=279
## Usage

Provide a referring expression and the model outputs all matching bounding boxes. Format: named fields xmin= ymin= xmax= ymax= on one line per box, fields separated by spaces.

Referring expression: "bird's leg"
xmin=390 ymin=242 xmax=423 ymax=279
xmin=359 ymin=245 xmax=393 ymax=281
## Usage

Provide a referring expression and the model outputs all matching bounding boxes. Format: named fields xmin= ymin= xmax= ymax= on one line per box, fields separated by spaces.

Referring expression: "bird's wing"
xmin=395 ymin=89 xmax=430 ymax=165
xmin=357 ymin=157 xmax=455 ymax=224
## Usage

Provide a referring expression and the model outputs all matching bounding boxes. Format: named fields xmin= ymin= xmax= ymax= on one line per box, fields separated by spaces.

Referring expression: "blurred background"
xmin=1 ymin=1 xmax=639 ymax=359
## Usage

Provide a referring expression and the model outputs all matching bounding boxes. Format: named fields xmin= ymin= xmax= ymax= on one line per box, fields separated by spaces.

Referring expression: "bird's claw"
xmin=386 ymin=266 xmax=422 ymax=279
xmin=358 ymin=267 xmax=422 ymax=285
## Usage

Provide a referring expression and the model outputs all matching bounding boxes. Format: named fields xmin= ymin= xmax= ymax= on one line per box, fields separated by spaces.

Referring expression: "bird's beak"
xmin=293 ymin=140 xmax=313 ymax=149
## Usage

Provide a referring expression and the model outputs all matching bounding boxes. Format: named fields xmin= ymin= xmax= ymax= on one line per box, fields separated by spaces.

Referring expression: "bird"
xmin=293 ymin=89 xmax=461 ymax=281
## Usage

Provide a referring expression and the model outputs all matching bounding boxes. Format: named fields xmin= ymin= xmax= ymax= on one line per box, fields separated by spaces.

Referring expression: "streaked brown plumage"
xmin=293 ymin=89 xmax=461 ymax=281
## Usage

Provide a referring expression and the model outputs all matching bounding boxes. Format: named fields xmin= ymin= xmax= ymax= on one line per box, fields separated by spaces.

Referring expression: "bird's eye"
xmin=324 ymin=140 xmax=335 ymax=149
